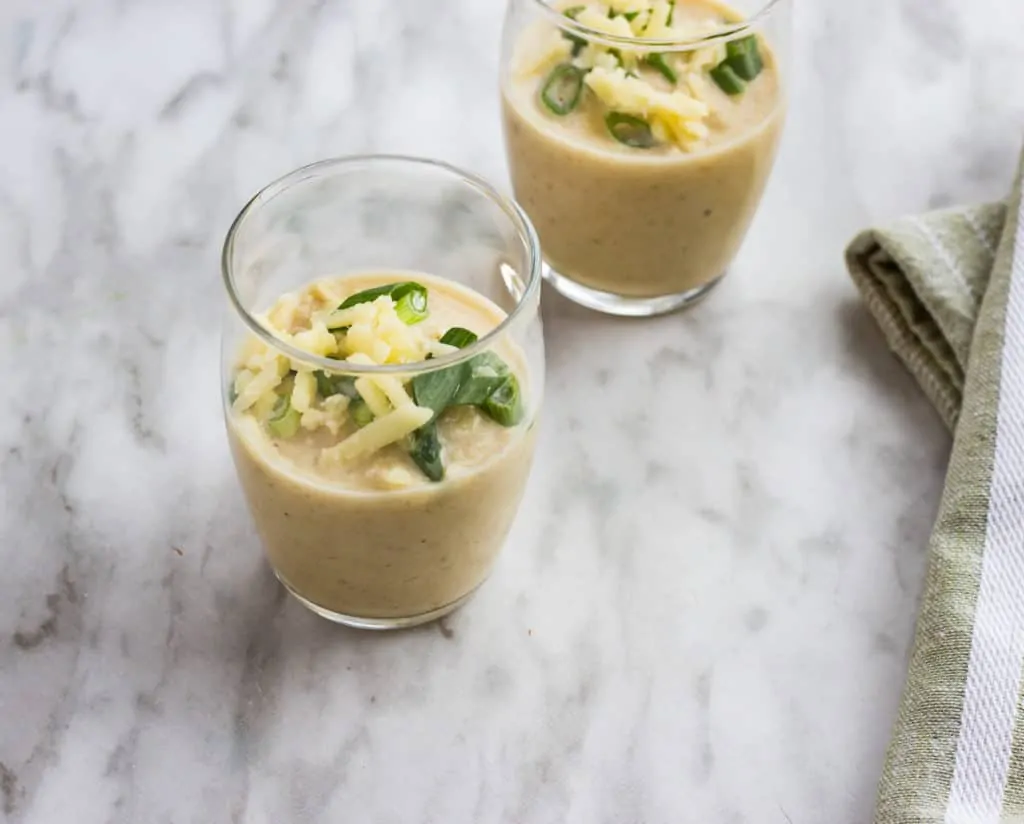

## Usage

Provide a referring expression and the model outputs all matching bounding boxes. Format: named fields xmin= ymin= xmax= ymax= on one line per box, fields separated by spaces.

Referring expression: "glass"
xmin=500 ymin=0 xmax=790 ymax=316
xmin=221 ymin=157 xmax=545 ymax=629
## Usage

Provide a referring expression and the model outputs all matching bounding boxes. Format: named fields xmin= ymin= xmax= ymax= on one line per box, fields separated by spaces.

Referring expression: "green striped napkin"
xmin=846 ymin=147 xmax=1024 ymax=824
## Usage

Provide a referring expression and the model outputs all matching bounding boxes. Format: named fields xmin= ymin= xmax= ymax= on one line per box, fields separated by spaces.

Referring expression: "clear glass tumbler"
xmin=500 ymin=0 xmax=790 ymax=316
xmin=221 ymin=157 xmax=545 ymax=629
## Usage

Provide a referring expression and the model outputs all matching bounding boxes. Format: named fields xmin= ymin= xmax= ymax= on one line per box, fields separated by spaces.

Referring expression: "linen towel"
xmin=846 ymin=147 xmax=1024 ymax=824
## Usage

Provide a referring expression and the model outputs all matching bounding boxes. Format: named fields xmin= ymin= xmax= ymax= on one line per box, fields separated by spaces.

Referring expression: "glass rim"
xmin=221 ymin=154 xmax=543 ymax=377
xmin=529 ymin=0 xmax=786 ymax=49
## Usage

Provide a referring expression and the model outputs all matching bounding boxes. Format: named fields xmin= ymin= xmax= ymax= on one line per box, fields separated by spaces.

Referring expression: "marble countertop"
xmin=3 ymin=0 xmax=1024 ymax=822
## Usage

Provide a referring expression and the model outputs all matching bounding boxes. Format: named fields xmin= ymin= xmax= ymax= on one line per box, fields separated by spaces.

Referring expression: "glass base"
xmin=543 ymin=263 xmax=725 ymax=317
xmin=275 ymin=571 xmax=483 ymax=630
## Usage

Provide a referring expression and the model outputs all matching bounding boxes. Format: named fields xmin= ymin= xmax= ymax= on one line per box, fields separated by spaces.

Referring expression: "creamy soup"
xmin=227 ymin=272 xmax=537 ymax=623
xmin=502 ymin=0 xmax=784 ymax=299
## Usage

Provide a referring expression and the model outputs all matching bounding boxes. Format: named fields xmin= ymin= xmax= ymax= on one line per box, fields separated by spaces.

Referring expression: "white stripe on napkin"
xmin=945 ymin=191 xmax=1024 ymax=824
xmin=911 ymin=215 xmax=980 ymax=301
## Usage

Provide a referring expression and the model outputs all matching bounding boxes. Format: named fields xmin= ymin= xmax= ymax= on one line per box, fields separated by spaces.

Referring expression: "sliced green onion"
xmin=337 ymin=283 xmax=396 ymax=309
xmin=394 ymin=288 xmax=428 ymax=324
xmin=267 ymin=396 xmax=301 ymax=438
xmin=482 ymin=374 xmax=524 ymax=427
xmin=726 ymin=34 xmax=759 ymax=60
xmin=645 ymin=53 xmax=677 ymax=84
xmin=439 ymin=327 xmax=479 ymax=348
xmin=336 ymin=282 xmax=429 ymax=325
xmin=561 ymin=5 xmax=587 ymax=55
xmin=452 ymin=353 xmax=510 ymax=406
xmin=411 ymin=326 xmax=482 ymax=414
xmin=407 ymin=421 xmax=444 ymax=482
xmin=540 ymin=63 xmax=586 ymax=116
xmin=728 ymin=50 xmax=762 ymax=81
xmin=565 ymin=34 xmax=587 ymax=56
xmin=605 ymin=112 xmax=657 ymax=148
xmin=348 ymin=398 xmax=374 ymax=428
xmin=724 ymin=35 xmax=763 ymax=81
xmin=411 ymin=367 xmax=463 ymax=417
xmin=666 ymin=0 xmax=676 ymax=26
xmin=409 ymin=327 xmax=523 ymax=475
xmin=710 ymin=62 xmax=746 ymax=95
xmin=314 ymin=371 xmax=358 ymax=399
xmin=405 ymin=321 xmax=486 ymax=482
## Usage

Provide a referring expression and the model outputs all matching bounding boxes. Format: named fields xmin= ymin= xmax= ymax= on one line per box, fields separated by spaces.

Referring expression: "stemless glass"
xmin=500 ymin=0 xmax=790 ymax=316
xmin=221 ymin=157 xmax=545 ymax=629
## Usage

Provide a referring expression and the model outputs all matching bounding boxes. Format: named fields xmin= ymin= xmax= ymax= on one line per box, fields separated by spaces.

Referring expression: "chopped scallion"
xmin=452 ymin=353 xmax=510 ymax=406
xmin=540 ymin=63 xmax=586 ymax=116
xmin=724 ymin=35 xmax=763 ymax=81
xmin=315 ymin=371 xmax=359 ymax=399
xmin=482 ymin=374 xmax=524 ymax=427
xmin=267 ymin=396 xmax=301 ymax=438
xmin=605 ymin=112 xmax=657 ymax=148
xmin=407 ymin=328 xmax=524 ymax=479
xmin=645 ymin=53 xmax=677 ymax=84
xmin=411 ymin=367 xmax=463 ymax=416
xmin=710 ymin=61 xmax=746 ymax=95
xmin=394 ymin=287 xmax=428 ymax=324
xmin=562 ymin=5 xmax=587 ymax=55
xmin=439 ymin=327 xmax=479 ymax=348
xmin=349 ymin=398 xmax=374 ymax=429
xmin=407 ymin=422 xmax=444 ymax=482
xmin=335 ymin=281 xmax=429 ymax=325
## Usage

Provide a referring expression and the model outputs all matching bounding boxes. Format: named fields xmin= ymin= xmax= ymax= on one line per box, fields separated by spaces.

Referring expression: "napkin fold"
xmin=846 ymin=147 xmax=1024 ymax=824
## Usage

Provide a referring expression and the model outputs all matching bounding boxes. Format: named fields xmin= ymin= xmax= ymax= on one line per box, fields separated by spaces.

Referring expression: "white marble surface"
xmin=2 ymin=0 xmax=1024 ymax=821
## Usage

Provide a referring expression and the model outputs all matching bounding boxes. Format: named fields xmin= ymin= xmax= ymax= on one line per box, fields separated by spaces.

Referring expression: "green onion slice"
xmin=540 ymin=63 xmax=586 ymax=116
xmin=645 ymin=52 xmax=677 ymax=84
xmin=334 ymin=282 xmax=429 ymax=325
xmin=412 ymin=367 xmax=463 ymax=417
xmin=314 ymin=371 xmax=359 ymax=399
xmin=394 ymin=287 xmax=428 ymax=324
xmin=348 ymin=398 xmax=374 ymax=429
xmin=439 ymin=327 xmax=479 ymax=348
xmin=407 ymin=327 xmax=524 ymax=476
xmin=710 ymin=62 xmax=746 ymax=95
xmin=267 ymin=396 xmax=301 ymax=438
xmin=561 ymin=6 xmax=587 ymax=55
xmin=605 ymin=112 xmax=657 ymax=148
xmin=407 ymin=421 xmax=444 ymax=482
xmin=482 ymin=374 xmax=524 ymax=427
xmin=724 ymin=35 xmax=763 ymax=81
xmin=452 ymin=353 xmax=510 ymax=406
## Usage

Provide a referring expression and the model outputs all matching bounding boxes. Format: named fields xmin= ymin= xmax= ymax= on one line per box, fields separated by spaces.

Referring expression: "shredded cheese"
xmin=290 ymin=371 xmax=317 ymax=414
xmin=575 ymin=8 xmax=638 ymax=66
xmin=320 ymin=404 xmax=433 ymax=465
xmin=609 ymin=0 xmax=652 ymax=12
xmin=354 ymin=376 xmax=393 ymax=418
xmin=290 ymin=321 xmax=339 ymax=358
xmin=232 ymin=356 xmax=289 ymax=413
xmin=576 ymin=7 xmax=635 ymax=39
xmin=642 ymin=0 xmax=675 ymax=39
xmin=585 ymin=65 xmax=709 ymax=142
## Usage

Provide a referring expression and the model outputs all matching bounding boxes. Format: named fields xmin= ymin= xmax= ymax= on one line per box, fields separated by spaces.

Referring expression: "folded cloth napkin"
xmin=846 ymin=146 xmax=1024 ymax=824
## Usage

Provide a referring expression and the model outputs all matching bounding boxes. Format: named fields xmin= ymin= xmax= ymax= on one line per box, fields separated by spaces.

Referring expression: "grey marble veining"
xmin=1 ymin=0 xmax=1023 ymax=822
